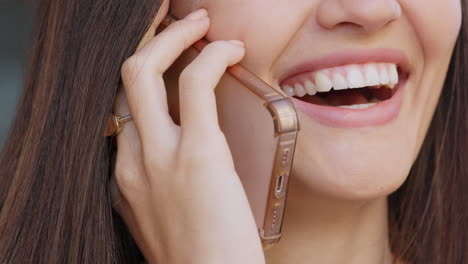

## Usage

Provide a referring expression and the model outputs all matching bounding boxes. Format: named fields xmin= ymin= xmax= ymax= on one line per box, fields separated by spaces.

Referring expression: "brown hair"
xmin=0 ymin=0 xmax=466 ymax=263
xmin=388 ymin=0 xmax=468 ymax=262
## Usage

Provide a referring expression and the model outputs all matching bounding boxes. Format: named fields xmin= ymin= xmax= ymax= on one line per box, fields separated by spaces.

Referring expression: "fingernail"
xmin=229 ymin=40 xmax=245 ymax=47
xmin=185 ymin=9 xmax=208 ymax=21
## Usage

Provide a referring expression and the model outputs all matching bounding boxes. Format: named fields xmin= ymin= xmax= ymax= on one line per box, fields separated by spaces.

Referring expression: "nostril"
xmin=336 ymin=19 xmax=393 ymax=34
xmin=337 ymin=22 xmax=357 ymax=27
xmin=335 ymin=21 xmax=363 ymax=30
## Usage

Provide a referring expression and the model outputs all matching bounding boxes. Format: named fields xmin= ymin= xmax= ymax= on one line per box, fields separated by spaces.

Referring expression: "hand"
xmin=109 ymin=9 xmax=265 ymax=264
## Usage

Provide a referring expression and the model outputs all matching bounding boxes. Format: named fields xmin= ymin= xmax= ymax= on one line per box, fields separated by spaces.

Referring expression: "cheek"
xmin=197 ymin=0 xmax=311 ymax=81
xmin=402 ymin=0 xmax=462 ymax=147
xmin=402 ymin=0 xmax=461 ymax=58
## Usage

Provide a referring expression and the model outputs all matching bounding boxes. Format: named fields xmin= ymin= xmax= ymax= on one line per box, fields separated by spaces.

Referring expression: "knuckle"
xmin=158 ymin=20 xmax=193 ymax=52
xmin=114 ymin=162 xmax=142 ymax=194
xmin=172 ymin=21 xmax=195 ymax=49
xmin=121 ymin=54 xmax=161 ymax=84
xmin=121 ymin=56 xmax=140 ymax=82
xmin=121 ymin=56 xmax=136 ymax=74
xmin=178 ymin=41 xmax=238 ymax=88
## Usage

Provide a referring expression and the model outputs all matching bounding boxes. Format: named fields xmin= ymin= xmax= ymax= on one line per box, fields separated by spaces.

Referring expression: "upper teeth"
xmin=281 ymin=62 xmax=399 ymax=97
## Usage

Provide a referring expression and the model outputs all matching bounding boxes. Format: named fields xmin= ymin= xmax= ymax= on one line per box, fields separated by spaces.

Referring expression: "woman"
xmin=0 ymin=0 xmax=466 ymax=263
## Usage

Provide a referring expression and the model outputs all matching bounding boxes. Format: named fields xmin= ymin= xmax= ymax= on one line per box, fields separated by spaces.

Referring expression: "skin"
xmin=111 ymin=0 xmax=462 ymax=263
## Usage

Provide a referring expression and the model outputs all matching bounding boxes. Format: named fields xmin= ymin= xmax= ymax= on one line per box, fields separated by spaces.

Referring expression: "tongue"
xmin=298 ymin=90 xmax=368 ymax=106
xmin=299 ymin=95 xmax=329 ymax=105
xmin=372 ymin=87 xmax=393 ymax=101
xmin=325 ymin=90 xmax=369 ymax=106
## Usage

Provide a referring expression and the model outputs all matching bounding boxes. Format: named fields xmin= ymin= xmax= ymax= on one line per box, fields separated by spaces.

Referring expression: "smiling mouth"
xmin=280 ymin=62 xmax=406 ymax=109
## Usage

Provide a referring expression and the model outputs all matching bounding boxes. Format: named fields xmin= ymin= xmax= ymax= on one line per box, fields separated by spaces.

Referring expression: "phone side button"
xmin=281 ymin=148 xmax=290 ymax=167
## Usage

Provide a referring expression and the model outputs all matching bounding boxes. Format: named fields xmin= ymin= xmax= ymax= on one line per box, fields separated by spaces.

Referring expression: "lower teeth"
xmin=338 ymin=103 xmax=377 ymax=109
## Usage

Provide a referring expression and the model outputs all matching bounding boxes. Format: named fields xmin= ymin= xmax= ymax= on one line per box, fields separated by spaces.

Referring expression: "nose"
xmin=316 ymin=0 xmax=402 ymax=33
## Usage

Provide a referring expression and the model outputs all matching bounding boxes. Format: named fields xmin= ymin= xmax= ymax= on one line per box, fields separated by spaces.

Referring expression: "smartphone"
xmin=158 ymin=14 xmax=300 ymax=249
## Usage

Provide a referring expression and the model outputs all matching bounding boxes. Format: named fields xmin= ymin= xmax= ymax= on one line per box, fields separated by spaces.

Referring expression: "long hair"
xmin=388 ymin=0 xmax=468 ymax=262
xmin=0 ymin=0 xmax=162 ymax=262
xmin=0 ymin=0 xmax=466 ymax=263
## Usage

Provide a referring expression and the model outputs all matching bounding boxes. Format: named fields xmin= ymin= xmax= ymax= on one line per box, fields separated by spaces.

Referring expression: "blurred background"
xmin=0 ymin=2 xmax=35 ymax=148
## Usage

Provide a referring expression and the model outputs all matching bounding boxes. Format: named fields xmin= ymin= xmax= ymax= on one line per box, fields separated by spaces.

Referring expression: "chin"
xmin=291 ymin=117 xmax=417 ymax=201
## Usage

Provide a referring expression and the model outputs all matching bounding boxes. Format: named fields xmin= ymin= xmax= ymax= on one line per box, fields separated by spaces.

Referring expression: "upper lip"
xmin=278 ymin=48 xmax=410 ymax=86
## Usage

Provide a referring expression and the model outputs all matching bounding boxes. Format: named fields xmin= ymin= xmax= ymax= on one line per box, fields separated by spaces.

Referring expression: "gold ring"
xmin=105 ymin=114 xmax=133 ymax=137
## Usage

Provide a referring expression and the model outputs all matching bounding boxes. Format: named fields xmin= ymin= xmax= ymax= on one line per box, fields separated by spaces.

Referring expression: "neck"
xmin=264 ymin=176 xmax=394 ymax=264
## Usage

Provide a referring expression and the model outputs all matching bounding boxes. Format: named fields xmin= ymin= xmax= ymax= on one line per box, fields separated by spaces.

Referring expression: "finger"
xmin=178 ymin=40 xmax=245 ymax=136
xmin=113 ymin=89 xmax=169 ymax=184
xmin=133 ymin=8 xmax=210 ymax=74
xmin=113 ymin=88 xmax=144 ymax=162
xmin=121 ymin=9 xmax=210 ymax=151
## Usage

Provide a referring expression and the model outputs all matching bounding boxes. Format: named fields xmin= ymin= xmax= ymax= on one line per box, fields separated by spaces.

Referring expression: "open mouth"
xmin=295 ymin=85 xmax=396 ymax=109
xmin=280 ymin=63 xmax=407 ymax=110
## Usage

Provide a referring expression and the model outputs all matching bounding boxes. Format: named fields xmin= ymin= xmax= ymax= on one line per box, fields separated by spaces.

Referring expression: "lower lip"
xmin=291 ymin=81 xmax=406 ymax=128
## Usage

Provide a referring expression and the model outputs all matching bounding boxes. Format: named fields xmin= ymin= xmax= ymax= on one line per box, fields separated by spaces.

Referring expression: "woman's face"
xmin=169 ymin=0 xmax=462 ymax=200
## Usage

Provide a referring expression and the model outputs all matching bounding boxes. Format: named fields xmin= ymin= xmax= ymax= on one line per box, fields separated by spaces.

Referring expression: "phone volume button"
xmin=281 ymin=148 xmax=290 ymax=167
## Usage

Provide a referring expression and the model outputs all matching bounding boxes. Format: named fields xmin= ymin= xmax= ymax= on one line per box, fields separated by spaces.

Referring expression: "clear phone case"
xmin=160 ymin=15 xmax=300 ymax=249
